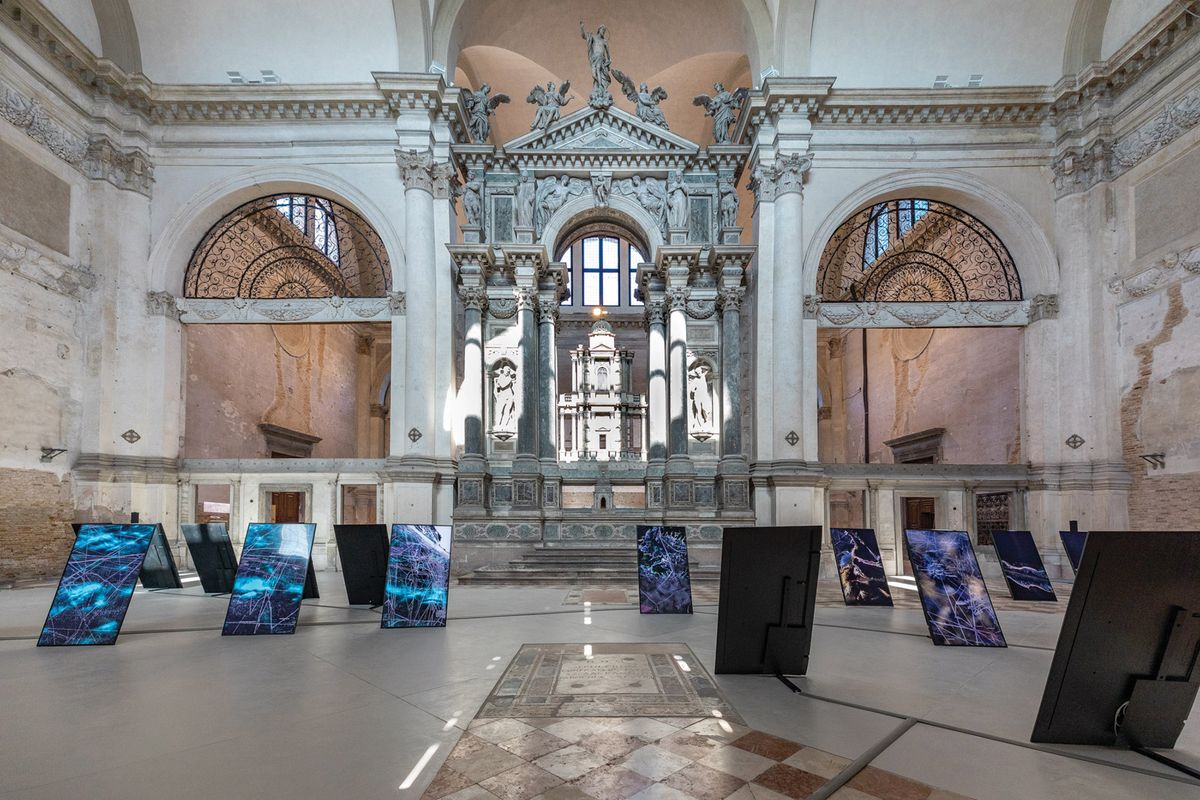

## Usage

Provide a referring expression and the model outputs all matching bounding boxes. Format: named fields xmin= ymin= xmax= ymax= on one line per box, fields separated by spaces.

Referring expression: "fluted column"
xmin=646 ymin=299 xmax=668 ymax=462
xmin=667 ymin=287 xmax=690 ymax=460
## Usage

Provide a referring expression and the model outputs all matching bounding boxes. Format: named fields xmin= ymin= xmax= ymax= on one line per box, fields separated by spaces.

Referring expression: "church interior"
xmin=1 ymin=0 xmax=1199 ymax=797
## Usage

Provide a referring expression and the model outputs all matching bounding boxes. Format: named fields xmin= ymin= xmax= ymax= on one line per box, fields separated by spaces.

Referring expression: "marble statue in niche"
xmin=458 ymin=171 xmax=484 ymax=227
xmin=464 ymin=83 xmax=510 ymax=144
xmin=515 ymin=173 xmax=536 ymax=229
xmin=580 ymin=22 xmax=613 ymax=109
xmin=591 ymin=173 xmax=612 ymax=207
xmin=613 ymin=70 xmax=669 ymax=129
xmin=688 ymin=361 xmax=715 ymax=439
xmin=491 ymin=359 xmax=518 ymax=439
xmin=719 ymin=176 xmax=739 ymax=229
xmin=667 ymin=171 xmax=688 ymax=230
xmin=527 ymin=81 xmax=573 ymax=131
xmin=693 ymin=83 xmax=748 ymax=144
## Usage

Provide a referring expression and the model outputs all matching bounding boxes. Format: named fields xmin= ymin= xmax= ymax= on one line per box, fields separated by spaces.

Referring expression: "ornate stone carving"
xmin=463 ymin=83 xmax=510 ymax=144
xmin=748 ymin=163 xmax=775 ymax=203
xmin=687 ymin=360 xmax=716 ymax=440
xmin=580 ymin=22 xmax=614 ymax=109
xmin=591 ymin=172 xmax=612 ymax=207
xmin=809 ymin=299 xmax=1040 ymax=328
xmin=490 ymin=358 xmax=518 ymax=440
xmin=719 ymin=287 xmax=744 ymax=311
xmin=527 ymin=81 xmax=572 ymax=131
xmin=613 ymin=70 xmax=669 ymax=129
xmin=685 ymin=299 xmax=717 ymax=319
xmin=1052 ymin=140 xmax=1113 ymax=197
xmin=534 ymin=174 xmax=589 ymax=235
xmin=388 ymin=291 xmax=407 ymax=315
xmin=1029 ymin=294 xmax=1059 ymax=321
xmin=81 ymin=136 xmax=154 ymax=196
xmin=645 ymin=300 xmax=667 ymax=325
xmin=613 ymin=175 xmax=668 ymax=236
xmin=1 ymin=86 xmax=87 ymax=164
xmin=1113 ymin=84 xmax=1200 ymax=169
xmin=489 ymin=297 xmax=518 ymax=318
xmin=772 ymin=152 xmax=813 ymax=196
xmin=458 ymin=170 xmax=485 ymax=227
xmin=667 ymin=171 xmax=688 ymax=230
xmin=145 ymin=291 xmax=181 ymax=320
xmin=515 ymin=288 xmax=537 ymax=311
xmin=692 ymin=83 xmax=748 ymax=144
xmin=397 ymin=149 xmax=436 ymax=193
xmin=537 ymin=303 xmax=559 ymax=324
xmin=515 ymin=173 xmax=536 ymax=228
xmin=667 ymin=287 xmax=690 ymax=309
xmin=459 ymin=287 xmax=488 ymax=311
xmin=719 ymin=176 xmax=739 ymax=228
xmin=802 ymin=294 xmax=821 ymax=318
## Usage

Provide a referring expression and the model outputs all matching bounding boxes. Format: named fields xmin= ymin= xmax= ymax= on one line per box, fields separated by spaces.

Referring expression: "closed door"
xmin=901 ymin=497 xmax=936 ymax=575
xmin=269 ymin=492 xmax=305 ymax=523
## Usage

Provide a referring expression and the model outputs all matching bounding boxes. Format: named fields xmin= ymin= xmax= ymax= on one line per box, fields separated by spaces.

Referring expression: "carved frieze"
xmin=804 ymin=297 xmax=1047 ymax=327
xmin=1113 ymin=84 xmax=1200 ymax=169
xmin=175 ymin=296 xmax=391 ymax=323
xmin=1107 ymin=245 xmax=1200 ymax=301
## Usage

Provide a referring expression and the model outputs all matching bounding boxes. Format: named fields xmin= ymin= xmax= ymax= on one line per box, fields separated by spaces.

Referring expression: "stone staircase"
xmin=458 ymin=544 xmax=721 ymax=585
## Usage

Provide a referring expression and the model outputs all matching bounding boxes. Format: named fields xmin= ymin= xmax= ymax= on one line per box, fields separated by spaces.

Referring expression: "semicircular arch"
xmin=542 ymin=193 xmax=664 ymax=263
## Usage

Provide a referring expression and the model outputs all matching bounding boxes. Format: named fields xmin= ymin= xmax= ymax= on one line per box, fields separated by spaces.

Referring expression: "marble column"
xmin=537 ymin=302 xmax=558 ymax=460
xmin=646 ymin=299 xmax=668 ymax=462
xmin=516 ymin=288 xmax=539 ymax=459
xmin=771 ymin=153 xmax=813 ymax=460
xmin=667 ymin=287 xmax=690 ymax=460
xmin=719 ymin=287 xmax=744 ymax=460
xmin=460 ymin=288 xmax=487 ymax=457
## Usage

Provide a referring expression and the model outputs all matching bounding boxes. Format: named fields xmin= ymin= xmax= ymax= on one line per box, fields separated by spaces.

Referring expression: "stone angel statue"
xmin=463 ymin=83 xmax=510 ymax=143
xmin=612 ymin=69 xmax=669 ymax=130
xmin=692 ymin=83 xmax=749 ymax=144
xmin=526 ymin=81 xmax=572 ymax=131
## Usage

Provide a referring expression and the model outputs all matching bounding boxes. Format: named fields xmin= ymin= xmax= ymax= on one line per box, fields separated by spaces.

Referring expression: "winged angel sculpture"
xmin=463 ymin=83 xmax=510 ymax=143
xmin=526 ymin=81 xmax=573 ymax=131
xmin=692 ymin=83 xmax=749 ymax=144
xmin=612 ymin=69 xmax=669 ymax=130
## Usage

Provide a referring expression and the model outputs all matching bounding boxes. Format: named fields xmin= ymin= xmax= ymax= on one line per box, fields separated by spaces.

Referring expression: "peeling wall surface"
xmin=821 ymin=328 xmax=1021 ymax=465
xmin=184 ymin=324 xmax=366 ymax=459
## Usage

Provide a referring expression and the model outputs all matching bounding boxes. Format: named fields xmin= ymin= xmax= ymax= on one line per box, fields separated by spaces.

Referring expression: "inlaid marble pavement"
xmin=425 ymin=642 xmax=977 ymax=799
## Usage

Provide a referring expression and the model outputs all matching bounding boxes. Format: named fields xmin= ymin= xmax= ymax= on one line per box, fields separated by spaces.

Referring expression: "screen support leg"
xmin=776 ymin=673 xmax=804 ymax=694
xmin=1131 ymin=746 xmax=1200 ymax=781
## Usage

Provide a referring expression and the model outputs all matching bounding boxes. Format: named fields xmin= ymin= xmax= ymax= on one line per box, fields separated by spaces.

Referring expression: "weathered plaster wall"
xmin=184 ymin=324 xmax=364 ymax=459
xmin=822 ymin=327 xmax=1021 ymax=464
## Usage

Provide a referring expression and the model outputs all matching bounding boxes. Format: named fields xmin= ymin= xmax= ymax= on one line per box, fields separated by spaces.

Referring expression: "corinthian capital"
xmin=396 ymin=149 xmax=442 ymax=194
xmin=719 ymin=287 xmax=744 ymax=312
xmin=459 ymin=286 xmax=488 ymax=311
xmin=645 ymin=300 xmax=666 ymax=325
xmin=667 ymin=287 xmax=690 ymax=310
xmin=773 ymin=152 xmax=813 ymax=197
xmin=515 ymin=288 xmax=537 ymax=311
xmin=537 ymin=303 xmax=559 ymax=324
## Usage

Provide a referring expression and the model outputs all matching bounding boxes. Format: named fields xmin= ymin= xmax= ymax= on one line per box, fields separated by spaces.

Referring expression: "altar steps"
xmin=458 ymin=544 xmax=721 ymax=585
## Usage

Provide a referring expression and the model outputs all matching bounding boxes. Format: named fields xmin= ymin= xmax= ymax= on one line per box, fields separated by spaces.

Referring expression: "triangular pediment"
xmin=503 ymin=105 xmax=699 ymax=154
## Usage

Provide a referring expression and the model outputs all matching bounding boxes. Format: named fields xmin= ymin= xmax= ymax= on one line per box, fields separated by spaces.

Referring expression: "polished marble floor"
xmin=0 ymin=573 xmax=1196 ymax=799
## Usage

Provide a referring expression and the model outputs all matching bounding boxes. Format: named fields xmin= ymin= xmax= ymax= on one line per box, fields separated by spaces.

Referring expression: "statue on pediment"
xmin=693 ymin=83 xmax=749 ymax=144
xmin=613 ymin=69 xmax=669 ymax=130
xmin=527 ymin=81 xmax=572 ymax=131
xmin=580 ymin=22 xmax=614 ymax=109
xmin=464 ymin=83 xmax=510 ymax=143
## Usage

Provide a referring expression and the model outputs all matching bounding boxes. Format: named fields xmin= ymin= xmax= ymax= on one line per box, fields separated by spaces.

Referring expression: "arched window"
xmin=818 ymin=199 xmax=1020 ymax=302
xmin=185 ymin=193 xmax=390 ymax=299
xmin=556 ymin=226 xmax=648 ymax=310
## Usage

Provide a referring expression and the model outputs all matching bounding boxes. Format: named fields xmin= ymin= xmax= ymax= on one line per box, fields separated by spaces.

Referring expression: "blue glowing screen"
xmin=1059 ymin=531 xmax=1087 ymax=574
xmin=637 ymin=525 xmax=693 ymax=614
xmin=38 ymin=524 xmax=158 ymax=646
xmin=905 ymin=529 xmax=1006 ymax=647
xmin=831 ymin=527 xmax=893 ymax=606
xmin=221 ymin=523 xmax=315 ymax=636
xmin=381 ymin=524 xmax=452 ymax=628
xmin=991 ymin=530 xmax=1056 ymax=602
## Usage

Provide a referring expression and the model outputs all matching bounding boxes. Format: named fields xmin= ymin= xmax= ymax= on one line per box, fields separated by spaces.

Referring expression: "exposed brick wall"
xmin=1121 ymin=284 xmax=1200 ymax=530
xmin=0 ymin=468 xmax=74 ymax=580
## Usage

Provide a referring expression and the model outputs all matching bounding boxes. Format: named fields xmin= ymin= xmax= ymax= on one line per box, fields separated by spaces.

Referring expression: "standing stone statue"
xmin=492 ymin=361 xmax=517 ymax=438
xmin=692 ymin=83 xmax=749 ymax=144
xmin=667 ymin=171 xmax=688 ymax=230
xmin=613 ymin=69 xmax=669 ymax=129
xmin=579 ymin=22 xmax=613 ymax=109
xmin=719 ymin=176 xmax=739 ymax=229
xmin=688 ymin=362 xmax=714 ymax=435
xmin=526 ymin=81 xmax=572 ymax=131
xmin=458 ymin=171 xmax=484 ymax=227
xmin=515 ymin=173 xmax=535 ymax=229
xmin=463 ymin=83 xmax=510 ymax=144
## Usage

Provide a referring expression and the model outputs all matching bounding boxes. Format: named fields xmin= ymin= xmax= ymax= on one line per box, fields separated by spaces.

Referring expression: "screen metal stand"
xmin=1119 ymin=608 xmax=1200 ymax=769
xmin=1130 ymin=747 xmax=1200 ymax=781
xmin=776 ymin=673 xmax=804 ymax=694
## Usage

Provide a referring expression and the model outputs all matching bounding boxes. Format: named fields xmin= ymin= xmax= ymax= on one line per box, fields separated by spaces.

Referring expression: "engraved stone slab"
xmin=555 ymin=654 xmax=658 ymax=694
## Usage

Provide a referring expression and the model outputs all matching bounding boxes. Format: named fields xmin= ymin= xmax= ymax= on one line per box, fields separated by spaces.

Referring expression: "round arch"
xmin=802 ymin=170 xmax=1058 ymax=299
xmin=148 ymin=166 xmax=406 ymax=297
xmin=541 ymin=193 xmax=665 ymax=263
xmin=432 ymin=0 xmax=773 ymax=83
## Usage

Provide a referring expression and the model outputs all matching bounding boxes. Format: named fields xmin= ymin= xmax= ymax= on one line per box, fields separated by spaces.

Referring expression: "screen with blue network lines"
xmin=38 ymin=524 xmax=158 ymax=646
xmin=905 ymin=529 xmax=1006 ymax=647
xmin=991 ymin=530 xmax=1056 ymax=602
xmin=637 ymin=525 xmax=693 ymax=614
xmin=381 ymin=524 xmax=451 ymax=628
xmin=222 ymin=523 xmax=315 ymax=636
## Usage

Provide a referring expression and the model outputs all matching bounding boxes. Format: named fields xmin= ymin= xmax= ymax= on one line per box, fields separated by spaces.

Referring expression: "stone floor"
xmin=0 ymin=572 xmax=1194 ymax=799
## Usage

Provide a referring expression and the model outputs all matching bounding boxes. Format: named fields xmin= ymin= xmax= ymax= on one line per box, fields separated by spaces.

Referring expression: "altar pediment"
xmin=502 ymin=106 xmax=700 ymax=156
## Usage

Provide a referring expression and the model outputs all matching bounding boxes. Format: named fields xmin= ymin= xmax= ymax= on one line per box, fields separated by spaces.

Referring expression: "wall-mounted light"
xmin=40 ymin=447 xmax=67 ymax=463
xmin=1139 ymin=453 xmax=1166 ymax=469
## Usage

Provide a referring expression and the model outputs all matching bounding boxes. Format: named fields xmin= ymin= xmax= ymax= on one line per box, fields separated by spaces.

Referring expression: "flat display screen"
xmin=991 ymin=530 xmax=1056 ymax=602
xmin=381 ymin=524 xmax=452 ymax=628
xmin=139 ymin=525 xmax=183 ymax=589
xmin=1058 ymin=531 xmax=1087 ymax=574
xmin=38 ymin=524 xmax=158 ymax=646
xmin=904 ymin=529 xmax=1006 ymax=647
xmin=180 ymin=523 xmax=239 ymax=594
xmin=221 ymin=523 xmax=316 ymax=636
xmin=637 ymin=525 xmax=693 ymax=614
xmin=830 ymin=527 xmax=893 ymax=606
